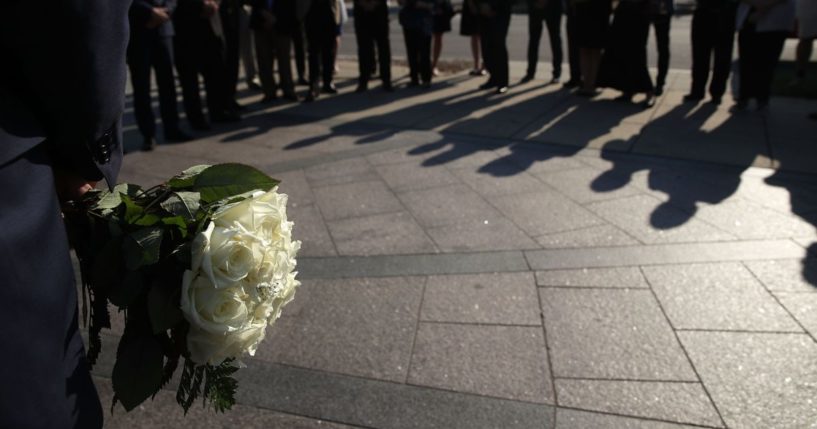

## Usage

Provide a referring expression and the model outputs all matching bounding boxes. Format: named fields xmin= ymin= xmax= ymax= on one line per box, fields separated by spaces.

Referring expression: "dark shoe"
xmin=709 ymin=97 xmax=722 ymax=106
xmin=549 ymin=76 xmax=560 ymax=85
xmin=230 ymin=100 xmax=246 ymax=111
xmin=519 ymin=74 xmax=534 ymax=84
xmin=683 ymin=93 xmax=703 ymax=103
xmin=382 ymin=83 xmax=394 ymax=92
xmin=141 ymin=137 xmax=156 ymax=151
xmin=479 ymin=81 xmax=496 ymax=90
xmin=421 ymin=81 xmax=432 ymax=89
xmin=576 ymin=88 xmax=599 ymax=97
xmin=189 ymin=118 xmax=211 ymax=131
xmin=247 ymin=80 xmax=262 ymax=91
xmin=614 ymin=93 xmax=634 ymax=102
xmin=282 ymin=91 xmax=299 ymax=102
xmin=164 ymin=128 xmax=193 ymax=143
xmin=211 ymin=110 xmax=241 ymax=123
xmin=304 ymin=89 xmax=318 ymax=102
xmin=495 ymin=86 xmax=509 ymax=94
xmin=260 ymin=94 xmax=277 ymax=103
xmin=641 ymin=96 xmax=656 ymax=108
xmin=563 ymin=79 xmax=581 ymax=89
xmin=355 ymin=83 xmax=368 ymax=93
xmin=654 ymin=86 xmax=664 ymax=96
xmin=408 ymin=80 xmax=420 ymax=88
xmin=731 ymin=98 xmax=749 ymax=112
xmin=322 ymin=84 xmax=338 ymax=94
xmin=297 ymin=77 xmax=309 ymax=86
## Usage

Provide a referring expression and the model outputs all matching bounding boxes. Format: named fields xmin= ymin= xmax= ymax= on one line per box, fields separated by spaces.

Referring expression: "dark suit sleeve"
xmin=4 ymin=0 xmax=130 ymax=186
xmin=131 ymin=0 xmax=154 ymax=25
xmin=165 ymin=0 xmax=178 ymax=14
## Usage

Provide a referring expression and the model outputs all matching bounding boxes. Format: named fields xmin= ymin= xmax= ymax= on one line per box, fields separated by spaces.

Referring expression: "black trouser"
xmin=174 ymin=33 xmax=230 ymax=122
xmin=527 ymin=8 xmax=563 ymax=79
xmin=127 ymin=35 xmax=180 ymax=139
xmin=306 ymin=18 xmax=336 ymax=89
xmin=689 ymin=5 xmax=737 ymax=99
xmin=481 ymin=12 xmax=511 ymax=87
xmin=404 ymin=27 xmax=432 ymax=84
xmin=650 ymin=13 xmax=671 ymax=91
xmin=255 ymin=27 xmax=296 ymax=97
xmin=221 ymin=0 xmax=242 ymax=104
xmin=355 ymin=17 xmax=391 ymax=86
xmin=565 ymin=10 xmax=581 ymax=83
xmin=293 ymin=22 xmax=307 ymax=81
xmin=738 ymin=24 xmax=787 ymax=104
xmin=0 ymin=144 xmax=102 ymax=429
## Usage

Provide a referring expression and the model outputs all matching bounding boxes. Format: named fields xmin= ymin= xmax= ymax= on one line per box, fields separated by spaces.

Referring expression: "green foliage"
xmin=122 ymin=227 xmax=163 ymax=270
xmin=112 ymin=330 xmax=165 ymax=412
xmin=175 ymin=358 xmax=239 ymax=414
xmin=108 ymin=270 xmax=145 ymax=308
xmin=192 ymin=163 xmax=279 ymax=203
xmin=168 ymin=165 xmax=212 ymax=189
xmin=148 ymin=282 xmax=184 ymax=335
xmin=160 ymin=192 xmax=201 ymax=221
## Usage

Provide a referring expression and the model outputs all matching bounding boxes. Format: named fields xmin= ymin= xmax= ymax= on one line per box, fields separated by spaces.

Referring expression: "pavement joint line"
xmin=674 ymin=328 xmax=807 ymax=335
xmin=298 ymin=240 xmax=807 ymax=279
xmin=404 ymin=277 xmax=428 ymax=385
xmin=554 ymin=406 xmax=724 ymax=429
xmin=554 ymin=376 xmax=703 ymax=384
xmin=417 ymin=320 xmax=542 ymax=328
xmin=536 ymin=285 xmax=650 ymax=290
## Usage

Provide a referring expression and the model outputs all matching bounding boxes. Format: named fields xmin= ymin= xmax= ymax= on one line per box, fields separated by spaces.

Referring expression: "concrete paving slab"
xmin=693 ymin=198 xmax=817 ymax=240
xmin=420 ymin=273 xmax=540 ymax=325
xmin=679 ymin=331 xmax=817 ymax=429
xmin=555 ymin=408 xmax=705 ymax=429
xmin=313 ymin=180 xmax=404 ymax=221
xmin=492 ymin=190 xmax=605 ymax=236
xmin=534 ymin=225 xmax=641 ymax=248
xmin=535 ymin=267 xmax=648 ymax=288
xmin=257 ymin=277 xmax=423 ymax=383
xmin=426 ymin=218 xmax=541 ymax=252
xmin=289 ymin=203 xmax=337 ymax=257
xmin=642 ymin=263 xmax=802 ymax=332
xmin=326 ymin=211 xmax=437 ymax=256
xmin=537 ymin=167 xmax=645 ymax=204
xmin=374 ymin=161 xmax=461 ymax=193
xmin=449 ymin=164 xmax=545 ymax=198
xmin=776 ymin=292 xmax=817 ymax=339
xmin=539 ymin=288 xmax=696 ymax=380
xmin=408 ymin=323 xmax=554 ymax=404
xmin=744 ymin=259 xmax=817 ymax=293
xmin=304 ymin=158 xmax=380 ymax=188
xmin=397 ymin=184 xmax=503 ymax=228
xmin=554 ymin=379 xmax=721 ymax=427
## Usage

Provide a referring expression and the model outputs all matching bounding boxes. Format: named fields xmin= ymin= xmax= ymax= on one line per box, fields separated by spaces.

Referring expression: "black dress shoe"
xmin=495 ymin=86 xmax=509 ymax=94
xmin=654 ymin=86 xmax=664 ymax=96
xmin=322 ymin=84 xmax=338 ymax=94
xmin=479 ymin=81 xmax=496 ymax=90
xmin=260 ymin=94 xmax=277 ymax=103
xmin=641 ymin=96 xmax=656 ymax=108
xmin=211 ymin=110 xmax=241 ymax=123
xmin=407 ymin=80 xmax=420 ymax=87
xmin=382 ymin=83 xmax=394 ymax=92
xmin=282 ymin=91 xmax=299 ymax=101
xmin=563 ymin=79 xmax=581 ymax=89
xmin=550 ymin=76 xmax=560 ymax=84
xmin=189 ymin=118 xmax=211 ymax=131
xmin=164 ymin=128 xmax=193 ymax=142
xmin=142 ymin=137 xmax=156 ymax=151
xmin=355 ymin=83 xmax=368 ymax=93
xmin=519 ymin=75 xmax=534 ymax=84
xmin=683 ymin=93 xmax=703 ymax=103
xmin=297 ymin=77 xmax=309 ymax=86
xmin=230 ymin=100 xmax=246 ymax=111
xmin=709 ymin=97 xmax=722 ymax=106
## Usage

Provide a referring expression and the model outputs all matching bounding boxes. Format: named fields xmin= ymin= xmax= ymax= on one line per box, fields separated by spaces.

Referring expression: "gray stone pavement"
xmin=96 ymin=60 xmax=817 ymax=428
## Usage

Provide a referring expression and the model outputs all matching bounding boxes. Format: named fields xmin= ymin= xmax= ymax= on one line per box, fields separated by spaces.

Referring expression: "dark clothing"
xmin=305 ymin=0 xmax=340 ymax=88
xmin=650 ymin=14 xmax=671 ymax=90
xmin=433 ymin=0 xmax=455 ymax=33
xmin=293 ymin=23 xmax=307 ymax=81
xmin=598 ymin=0 xmax=654 ymax=93
xmin=399 ymin=0 xmax=437 ymax=36
xmin=460 ymin=0 xmax=479 ymax=35
xmin=0 ymin=0 xmax=128 ymax=426
xmin=689 ymin=0 xmax=738 ymax=99
xmin=479 ymin=0 xmax=512 ymax=87
xmin=574 ymin=0 xmax=612 ymax=48
xmin=354 ymin=0 xmax=392 ymax=86
xmin=252 ymin=0 xmax=296 ymax=97
xmin=526 ymin=0 xmax=564 ymax=79
xmin=221 ymin=0 xmax=243 ymax=105
xmin=404 ymin=28 xmax=433 ymax=84
xmin=174 ymin=0 xmax=232 ymax=122
xmin=565 ymin=5 xmax=582 ymax=82
xmin=738 ymin=23 xmax=787 ymax=104
xmin=128 ymin=0 xmax=182 ymax=139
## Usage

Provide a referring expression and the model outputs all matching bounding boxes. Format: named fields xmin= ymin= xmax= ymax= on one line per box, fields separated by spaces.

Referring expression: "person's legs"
xmin=494 ymin=13 xmax=511 ymax=89
xmin=238 ymin=5 xmax=258 ymax=86
xmin=322 ymin=31 xmax=336 ymax=89
xmin=306 ymin=27 xmax=322 ymax=94
xmin=293 ymin=23 xmax=307 ymax=83
xmin=356 ymin=22 xmax=375 ymax=89
xmin=565 ymin=11 xmax=582 ymax=85
xmin=274 ymin=33 xmax=296 ymax=98
xmin=688 ymin=9 xmax=711 ymax=99
xmin=545 ymin=11 xmax=563 ymax=81
xmin=404 ymin=28 xmax=420 ymax=84
xmin=153 ymin=36 xmax=182 ymax=136
xmin=376 ymin=26 xmax=392 ymax=87
xmin=199 ymin=38 xmax=233 ymax=119
xmin=652 ymin=14 xmax=671 ymax=94
xmin=710 ymin=6 xmax=736 ymax=101
xmin=526 ymin=8 xmax=544 ymax=79
xmin=127 ymin=38 xmax=156 ymax=139
xmin=419 ymin=33 xmax=433 ymax=85
xmin=737 ymin=24 xmax=757 ymax=104
xmin=255 ymin=28 xmax=278 ymax=99
xmin=0 ymin=144 xmax=103 ymax=429
xmin=755 ymin=31 xmax=787 ymax=106
xmin=174 ymin=37 xmax=207 ymax=125
xmin=796 ymin=37 xmax=814 ymax=79
xmin=432 ymin=32 xmax=444 ymax=73
xmin=470 ymin=34 xmax=482 ymax=71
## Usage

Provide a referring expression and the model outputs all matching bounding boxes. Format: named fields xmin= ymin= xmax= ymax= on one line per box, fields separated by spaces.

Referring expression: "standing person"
xmin=399 ymin=0 xmax=437 ymax=88
xmin=649 ymin=0 xmax=674 ymax=95
xmin=0 ymin=0 xmax=128 ymax=426
xmin=221 ymin=0 xmax=245 ymax=110
xmin=597 ymin=0 xmax=656 ymax=107
xmin=684 ymin=0 xmax=739 ymax=105
xmin=174 ymin=0 xmax=241 ymax=127
xmin=304 ymin=0 xmax=342 ymax=101
xmin=334 ymin=0 xmax=349 ymax=75
xmin=793 ymin=0 xmax=817 ymax=83
xmin=735 ymin=0 xmax=796 ymax=110
xmin=574 ymin=0 xmax=612 ymax=96
xmin=354 ymin=0 xmax=393 ymax=92
xmin=461 ymin=0 xmax=486 ymax=75
xmin=128 ymin=0 xmax=192 ymax=152
xmin=252 ymin=0 xmax=298 ymax=102
xmin=564 ymin=0 xmax=584 ymax=87
xmin=477 ymin=0 xmax=513 ymax=93
xmin=293 ymin=22 xmax=309 ymax=85
xmin=432 ymin=0 xmax=455 ymax=76
xmin=275 ymin=0 xmax=300 ymax=100
xmin=522 ymin=0 xmax=564 ymax=84
xmin=239 ymin=3 xmax=262 ymax=90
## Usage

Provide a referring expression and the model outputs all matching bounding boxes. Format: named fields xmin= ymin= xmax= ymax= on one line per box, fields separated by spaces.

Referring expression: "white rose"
xmin=192 ymin=222 xmax=265 ymax=289
xmin=186 ymin=323 xmax=267 ymax=365
xmin=180 ymin=271 xmax=252 ymax=335
xmin=214 ymin=187 xmax=294 ymax=244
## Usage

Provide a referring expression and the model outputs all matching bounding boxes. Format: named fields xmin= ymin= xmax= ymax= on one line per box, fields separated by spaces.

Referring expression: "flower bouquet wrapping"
xmin=66 ymin=164 xmax=300 ymax=413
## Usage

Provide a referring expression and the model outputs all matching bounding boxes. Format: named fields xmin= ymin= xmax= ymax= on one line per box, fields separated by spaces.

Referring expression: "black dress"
xmin=597 ymin=0 xmax=654 ymax=93
xmin=433 ymin=0 xmax=454 ymax=33
xmin=460 ymin=0 xmax=478 ymax=35
xmin=573 ymin=0 xmax=612 ymax=49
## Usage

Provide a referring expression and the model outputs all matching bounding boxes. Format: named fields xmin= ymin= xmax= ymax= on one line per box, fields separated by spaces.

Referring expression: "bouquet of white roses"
xmin=66 ymin=164 xmax=300 ymax=413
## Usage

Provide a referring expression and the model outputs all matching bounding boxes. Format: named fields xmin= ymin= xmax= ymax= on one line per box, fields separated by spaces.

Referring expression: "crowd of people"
xmin=129 ymin=0 xmax=816 ymax=151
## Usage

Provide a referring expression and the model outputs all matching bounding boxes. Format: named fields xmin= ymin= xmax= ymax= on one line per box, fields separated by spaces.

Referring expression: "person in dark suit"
xmin=684 ymin=0 xmax=738 ymax=105
xmin=649 ymin=0 xmax=673 ymax=95
xmin=221 ymin=0 xmax=247 ymax=110
xmin=303 ymin=0 xmax=341 ymax=101
xmin=354 ymin=0 xmax=393 ymax=92
xmin=174 ymin=0 xmax=241 ymax=127
xmin=564 ymin=0 xmax=583 ymax=87
xmin=0 ymin=0 xmax=129 ymax=427
xmin=523 ymin=0 xmax=564 ymax=84
xmin=251 ymin=0 xmax=299 ymax=102
xmin=128 ymin=0 xmax=192 ymax=151
xmin=399 ymin=0 xmax=438 ymax=88
xmin=477 ymin=0 xmax=512 ymax=93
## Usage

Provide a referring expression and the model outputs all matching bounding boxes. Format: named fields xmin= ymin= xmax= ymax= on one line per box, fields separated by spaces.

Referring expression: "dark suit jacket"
xmin=0 ymin=0 xmax=129 ymax=186
xmin=130 ymin=0 xmax=178 ymax=38
xmin=250 ymin=0 xmax=298 ymax=34
xmin=174 ymin=0 xmax=225 ymax=39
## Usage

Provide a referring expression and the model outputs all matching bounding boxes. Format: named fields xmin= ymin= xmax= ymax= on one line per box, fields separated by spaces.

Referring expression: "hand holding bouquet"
xmin=66 ymin=164 xmax=300 ymax=413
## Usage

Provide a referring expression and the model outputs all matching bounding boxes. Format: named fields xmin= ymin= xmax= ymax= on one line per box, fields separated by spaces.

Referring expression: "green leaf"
xmin=94 ymin=183 xmax=143 ymax=211
xmin=160 ymin=191 xmax=201 ymax=221
xmin=109 ymin=270 xmax=146 ymax=308
xmin=193 ymin=164 xmax=279 ymax=203
xmin=122 ymin=195 xmax=144 ymax=224
xmin=148 ymin=283 xmax=183 ymax=334
xmin=168 ymin=165 xmax=212 ymax=190
xmin=122 ymin=227 xmax=163 ymax=270
xmin=91 ymin=238 xmax=124 ymax=292
xmin=112 ymin=332 xmax=164 ymax=411
xmin=162 ymin=216 xmax=189 ymax=238
xmin=134 ymin=214 xmax=161 ymax=226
